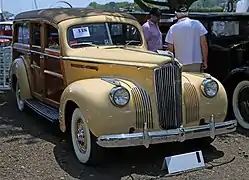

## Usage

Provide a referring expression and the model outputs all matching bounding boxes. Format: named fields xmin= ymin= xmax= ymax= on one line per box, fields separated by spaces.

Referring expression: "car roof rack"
xmin=49 ymin=1 xmax=73 ymax=9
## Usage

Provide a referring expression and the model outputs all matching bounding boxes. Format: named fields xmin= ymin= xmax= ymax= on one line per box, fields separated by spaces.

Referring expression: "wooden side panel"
xmin=44 ymin=49 xmax=64 ymax=103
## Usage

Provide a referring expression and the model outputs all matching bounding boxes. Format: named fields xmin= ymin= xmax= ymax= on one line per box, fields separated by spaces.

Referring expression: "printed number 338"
xmin=78 ymin=28 xmax=87 ymax=33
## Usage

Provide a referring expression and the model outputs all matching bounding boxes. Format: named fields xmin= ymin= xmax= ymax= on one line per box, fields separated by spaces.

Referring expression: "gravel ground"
xmin=0 ymin=91 xmax=249 ymax=180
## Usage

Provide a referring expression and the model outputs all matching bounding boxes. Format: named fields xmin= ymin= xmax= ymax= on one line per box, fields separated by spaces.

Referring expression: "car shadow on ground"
xmin=53 ymin=139 xmax=224 ymax=180
xmin=236 ymin=126 xmax=249 ymax=137
xmin=0 ymin=92 xmax=225 ymax=180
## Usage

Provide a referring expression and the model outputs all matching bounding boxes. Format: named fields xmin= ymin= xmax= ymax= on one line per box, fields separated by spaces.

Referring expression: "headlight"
xmin=201 ymin=79 xmax=219 ymax=98
xmin=109 ymin=86 xmax=130 ymax=107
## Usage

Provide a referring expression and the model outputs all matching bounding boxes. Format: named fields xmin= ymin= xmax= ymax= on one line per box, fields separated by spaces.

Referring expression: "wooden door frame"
xmin=29 ymin=20 xmax=44 ymax=101
xmin=42 ymin=22 xmax=64 ymax=108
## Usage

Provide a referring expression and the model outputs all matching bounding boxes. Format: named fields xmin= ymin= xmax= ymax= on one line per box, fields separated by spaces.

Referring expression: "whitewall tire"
xmin=71 ymin=108 xmax=103 ymax=165
xmin=232 ymin=80 xmax=249 ymax=129
xmin=15 ymin=81 xmax=25 ymax=111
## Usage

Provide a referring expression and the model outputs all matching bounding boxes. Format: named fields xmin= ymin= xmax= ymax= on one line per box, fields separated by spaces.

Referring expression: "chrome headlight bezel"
xmin=109 ymin=86 xmax=130 ymax=107
xmin=201 ymin=78 xmax=219 ymax=98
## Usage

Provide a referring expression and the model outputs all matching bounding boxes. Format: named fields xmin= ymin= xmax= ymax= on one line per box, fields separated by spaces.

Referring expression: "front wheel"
xmin=71 ymin=108 xmax=104 ymax=165
xmin=232 ymin=80 xmax=249 ymax=129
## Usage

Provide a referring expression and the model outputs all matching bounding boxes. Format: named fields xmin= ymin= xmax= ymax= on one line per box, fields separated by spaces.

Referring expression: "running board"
xmin=24 ymin=99 xmax=59 ymax=123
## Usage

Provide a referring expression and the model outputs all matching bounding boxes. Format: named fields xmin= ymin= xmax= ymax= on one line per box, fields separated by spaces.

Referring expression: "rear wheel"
xmin=232 ymin=80 xmax=249 ymax=129
xmin=15 ymin=80 xmax=25 ymax=111
xmin=71 ymin=108 xmax=104 ymax=165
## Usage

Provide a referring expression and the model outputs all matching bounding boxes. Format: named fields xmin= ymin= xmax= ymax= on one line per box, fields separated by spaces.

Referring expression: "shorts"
xmin=182 ymin=63 xmax=202 ymax=72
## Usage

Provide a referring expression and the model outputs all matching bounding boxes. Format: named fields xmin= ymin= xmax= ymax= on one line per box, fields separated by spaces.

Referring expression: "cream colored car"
xmin=9 ymin=8 xmax=237 ymax=165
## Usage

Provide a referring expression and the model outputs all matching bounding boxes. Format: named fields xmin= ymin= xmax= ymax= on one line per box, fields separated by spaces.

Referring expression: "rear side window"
xmin=16 ymin=22 xmax=30 ymax=44
xmin=31 ymin=22 xmax=41 ymax=46
xmin=45 ymin=24 xmax=60 ymax=50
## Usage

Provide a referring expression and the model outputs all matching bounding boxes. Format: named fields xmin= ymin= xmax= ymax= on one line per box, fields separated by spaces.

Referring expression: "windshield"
xmin=67 ymin=22 xmax=142 ymax=48
xmin=211 ymin=21 xmax=240 ymax=37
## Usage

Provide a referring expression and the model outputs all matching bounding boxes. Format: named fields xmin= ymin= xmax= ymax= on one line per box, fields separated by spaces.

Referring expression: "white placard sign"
xmin=161 ymin=150 xmax=205 ymax=174
xmin=73 ymin=27 xmax=90 ymax=38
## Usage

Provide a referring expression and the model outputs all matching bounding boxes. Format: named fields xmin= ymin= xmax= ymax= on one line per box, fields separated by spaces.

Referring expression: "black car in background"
xmin=131 ymin=6 xmax=249 ymax=129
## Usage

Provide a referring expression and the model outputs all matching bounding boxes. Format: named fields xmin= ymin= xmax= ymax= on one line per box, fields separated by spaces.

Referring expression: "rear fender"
xmin=10 ymin=57 xmax=32 ymax=100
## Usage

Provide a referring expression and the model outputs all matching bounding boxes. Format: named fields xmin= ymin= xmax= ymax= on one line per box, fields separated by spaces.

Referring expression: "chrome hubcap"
xmin=75 ymin=119 xmax=87 ymax=153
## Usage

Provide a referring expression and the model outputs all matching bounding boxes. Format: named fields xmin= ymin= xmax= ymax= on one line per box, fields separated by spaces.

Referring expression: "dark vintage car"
xmin=130 ymin=0 xmax=249 ymax=129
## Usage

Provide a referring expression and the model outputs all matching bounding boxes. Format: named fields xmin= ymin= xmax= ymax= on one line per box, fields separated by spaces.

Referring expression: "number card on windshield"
xmin=73 ymin=27 xmax=90 ymax=38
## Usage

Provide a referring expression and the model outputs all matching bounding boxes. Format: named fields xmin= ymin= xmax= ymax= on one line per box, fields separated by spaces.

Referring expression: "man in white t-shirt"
xmin=165 ymin=5 xmax=208 ymax=72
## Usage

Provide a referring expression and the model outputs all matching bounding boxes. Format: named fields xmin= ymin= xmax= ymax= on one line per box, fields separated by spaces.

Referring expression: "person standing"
xmin=165 ymin=5 xmax=208 ymax=72
xmin=142 ymin=8 xmax=163 ymax=52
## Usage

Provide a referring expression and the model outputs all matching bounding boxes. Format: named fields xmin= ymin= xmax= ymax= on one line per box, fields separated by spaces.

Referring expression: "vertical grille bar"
xmin=154 ymin=61 xmax=182 ymax=129
xmin=131 ymin=87 xmax=153 ymax=129
xmin=184 ymin=83 xmax=199 ymax=124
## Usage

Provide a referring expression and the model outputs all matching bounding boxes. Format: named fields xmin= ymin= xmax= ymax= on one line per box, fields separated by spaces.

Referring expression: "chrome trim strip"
xmin=97 ymin=118 xmax=237 ymax=148
xmin=44 ymin=70 xmax=63 ymax=79
xmin=131 ymin=87 xmax=153 ymax=129
xmin=62 ymin=57 xmax=157 ymax=68
xmin=105 ymin=22 xmax=113 ymax=45
xmin=184 ymin=82 xmax=199 ymax=123
xmin=13 ymin=45 xmax=61 ymax=59
xmin=0 ymin=35 xmax=12 ymax=39
xmin=153 ymin=61 xmax=182 ymax=129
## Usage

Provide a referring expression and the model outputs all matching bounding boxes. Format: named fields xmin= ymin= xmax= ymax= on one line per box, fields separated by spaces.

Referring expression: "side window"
xmin=46 ymin=24 xmax=60 ymax=50
xmin=109 ymin=23 xmax=142 ymax=45
xmin=16 ymin=22 xmax=30 ymax=44
xmin=17 ymin=24 xmax=23 ymax=43
xmin=211 ymin=21 xmax=239 ymax=37
xmin=23 ymin=23 xmax=30 ymax=44
xmin=31 ymin=23 xmax=41 ymax=46
xmin=126 ymin=24 xmax=140 ymax=41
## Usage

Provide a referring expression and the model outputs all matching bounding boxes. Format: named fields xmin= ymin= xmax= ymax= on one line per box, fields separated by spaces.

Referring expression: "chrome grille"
xmin=154 ymin=61 xmax=182 ymax=129
xmin=184 ymin=83 xmax=199 ymax=124
xmin=131 ymin=87 xmax=153 ymax=129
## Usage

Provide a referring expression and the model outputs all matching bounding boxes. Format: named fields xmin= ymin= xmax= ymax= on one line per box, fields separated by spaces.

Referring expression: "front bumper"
xmin=96 ymin=115 xmax=237 ymax=148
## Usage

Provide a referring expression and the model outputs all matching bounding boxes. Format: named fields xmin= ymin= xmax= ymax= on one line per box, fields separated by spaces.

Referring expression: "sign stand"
xmin=161 ymin=150 xmax=205 ymax=174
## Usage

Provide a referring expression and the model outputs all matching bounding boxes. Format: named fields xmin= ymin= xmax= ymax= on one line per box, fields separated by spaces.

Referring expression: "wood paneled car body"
xmin=10 ymin=8 xmax=237 ymax=165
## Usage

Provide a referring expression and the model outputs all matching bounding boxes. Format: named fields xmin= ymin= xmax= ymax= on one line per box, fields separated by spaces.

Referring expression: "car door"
xmin=30 ymin=21 xmax=44 ymax=100
xmin=42 ymin=23 xmax=64 ymax=108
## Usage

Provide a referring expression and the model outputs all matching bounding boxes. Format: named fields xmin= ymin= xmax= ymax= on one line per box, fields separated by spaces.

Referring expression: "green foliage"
xmin=190 ymin=0 xmax=227 ymax=8
xmin=190 ymin=6 xmax=223 ymax=12
xmin=88 ymin=0 xmax=226 ymax=13
xmin=88 ymin=1 xmax=143 ymax=12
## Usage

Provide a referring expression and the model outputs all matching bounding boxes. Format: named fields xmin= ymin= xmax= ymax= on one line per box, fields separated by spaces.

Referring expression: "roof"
xmin=14 ymin=8 xmax=137 ymax=25
xmin=0 ymin=21 xmax=13 ymax=25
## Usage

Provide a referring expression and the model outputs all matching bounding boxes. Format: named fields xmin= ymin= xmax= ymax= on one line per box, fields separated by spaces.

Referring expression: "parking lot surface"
xmin=0 ymin=92 xmax=249 ymax=180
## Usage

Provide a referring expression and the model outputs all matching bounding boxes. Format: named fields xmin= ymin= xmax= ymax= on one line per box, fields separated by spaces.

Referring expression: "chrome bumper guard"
xmin=96 ymin=115 xmax=237 ymax=148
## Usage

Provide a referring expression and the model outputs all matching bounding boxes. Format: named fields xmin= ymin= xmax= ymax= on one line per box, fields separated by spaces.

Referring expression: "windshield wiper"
xmin=103 ymin=40 xmax=141 ymax=50
xmin=71 ymin=42 xmax=98 ymax=48
xmin=125 ymin=40 xmax=141 ymax=46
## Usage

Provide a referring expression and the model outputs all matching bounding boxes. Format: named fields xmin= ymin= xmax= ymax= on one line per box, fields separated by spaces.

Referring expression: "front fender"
xmin=182 ymin=72 xmax=228 ymax=125
xmin=10 ymin=57 xmax=31 ymax=100
xmin=60 ymin=78 xmax=139 ymax=137
xmin=223 ymin=66 xmax=249 ymax=83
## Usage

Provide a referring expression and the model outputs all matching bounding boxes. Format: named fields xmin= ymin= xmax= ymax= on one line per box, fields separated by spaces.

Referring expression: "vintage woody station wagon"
xmin=10 ymin=8 xmax=237 ymax=165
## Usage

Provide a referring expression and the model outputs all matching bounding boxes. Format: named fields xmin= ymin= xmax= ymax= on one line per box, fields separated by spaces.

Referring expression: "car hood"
xmin=65 ymin=47 xmax=174 ymax=67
